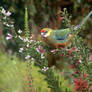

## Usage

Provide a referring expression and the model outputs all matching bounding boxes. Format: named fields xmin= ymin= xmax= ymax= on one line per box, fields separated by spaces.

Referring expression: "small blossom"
xmin=18 ymin=35 xmax=23 ymax=40
xmin=79 ymin=59 xmax=82 ymax=63
xmin=30 ymin=40 xmax=34 ymax=42
xmin=42 ymin=67 xmax=49 ymax=71
xmin=74 ymin=24 xmax=81 ymax=30
xmin=26 ymin=44 xmax=29 ymax=47
xmin=19 ymin=48 xmax=24 ymax=53
xmin=36 ymin=46 xmax=46 ymax=58
xmin=86 ymin=57 xmax=89 ymax=60
xmin=37 ymin=46 xmax=46 ymax=58
xmin=6 ymin=33 xmax=13 ymax=40
xmin=2 ymin=8 xmax=6 ymax=14
xmin=51 ymin=49 xmax=56 ymax=53
xmin=18 ymin=29 xmax=22 ymax=34
xmin=5 ymin=11 xmax=11 ymax=16
xmin=23 ymin=38 xmax=29 ymax=42
xmin=6 ymin=24 xmax=10 ymax=27
xmin=41 ymin=53 xmax=45 ymax=59
xmin=25 ymin=55 xmax=30 ymax=60
xmin=37 ymin=45 xmax=42 ymax=52
xmin=43 ymin=49 xmax=45 ymax=54
xmin=2 ymin=8 xmax=11 ymax=16
xmin=31 ymin=58 xmax=35 ymax=61
xmin=76 ymin=59 xmax=82 ymax=66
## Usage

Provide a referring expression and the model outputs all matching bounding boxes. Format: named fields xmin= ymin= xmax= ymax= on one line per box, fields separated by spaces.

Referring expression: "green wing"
xmin=48 ymin=28 xmax=72 ymax=44
xmin=54 ymin=28 xmax=71 ymax=38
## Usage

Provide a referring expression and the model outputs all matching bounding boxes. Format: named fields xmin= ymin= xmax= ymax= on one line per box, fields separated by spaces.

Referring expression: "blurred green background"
xmin=0 ymin=0 xmax=92 ymax=92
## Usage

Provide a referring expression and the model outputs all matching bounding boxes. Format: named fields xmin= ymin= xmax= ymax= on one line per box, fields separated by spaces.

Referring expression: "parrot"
xmin=41 ymin=11 xmax=92 ymax=48
xmin=41 ymin=28 xmax=72 ymax=48
xmin=40 ymin=11 xmax=92 ymax=70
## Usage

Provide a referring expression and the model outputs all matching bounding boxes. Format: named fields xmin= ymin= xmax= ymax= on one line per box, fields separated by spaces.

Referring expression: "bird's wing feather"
xmin=52 ymin=28 xmax=71 ymax=43
xmin=48 ymin=29 xmax=71 ymax=44
xmin=54 ymin=28 xmax=70 ymax=38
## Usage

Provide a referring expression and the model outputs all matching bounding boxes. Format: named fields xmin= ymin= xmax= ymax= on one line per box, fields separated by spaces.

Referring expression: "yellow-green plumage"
xmin=41 ymin=28 xmax=72 ymax=70
xmin=40 ymin=11 xmax=92 ymax=69
xmin=41 ymin=28 xmax=72 ymax=48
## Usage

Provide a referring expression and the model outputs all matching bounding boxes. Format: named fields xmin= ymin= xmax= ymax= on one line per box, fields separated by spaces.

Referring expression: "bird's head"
xmin=41 ymin=28 xmax=52 ymax=38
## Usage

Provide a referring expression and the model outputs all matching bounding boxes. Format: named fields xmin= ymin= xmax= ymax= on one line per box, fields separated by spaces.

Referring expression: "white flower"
xmin=26 ymin=44 xmax=29 ymax=47
xmin=18 ymin=35 xmax=23 ymax=40
xmin=30 ymin=40 xmax=34 ymax=42
xmin=2 ymin=8 xmax=6 ymax=14
xmin=51 ymin=49 xmax=56 ymax=53
xmin=79 ymin=59 xmax=82 ymax=63
xmin=25 ymin=55 xmax=30 ymax=60
xmin=19 ymin=48 xmax=24 ymax=53
xmin=31 ymin=58 xmax=35 ymax=61
xmin=1 ymin=8 xmax=11 ymax=16
xmin=18 ymin=29 xmax=22 ymax=34
xmin=5 ymin=11 xmax=11 ymax=16
xmin=36 ymin=48 xmax=39 ymax=52
xmin=41 ymin=53 xmax=45 ymax=59
xmin=42 ymin=67 xmax=49 ymax=71
xmin=23 ymin=38 xmax=28 ymax=42
xmin=6 ymin=24 xmax=10 ymax=27
xmin=6 ymin=33 xmax=13 ymax=40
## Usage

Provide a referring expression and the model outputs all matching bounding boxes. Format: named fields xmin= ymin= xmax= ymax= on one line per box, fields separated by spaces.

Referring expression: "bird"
xmin=40 ymin=28 xmax=72 ymax=69
xmin=41 ymin=11 xmax=92 ymax=48
xmin=41 ymin=28 xmax=72 ymax=48
xmin=40 ymin=11 xmax=92 ymax=70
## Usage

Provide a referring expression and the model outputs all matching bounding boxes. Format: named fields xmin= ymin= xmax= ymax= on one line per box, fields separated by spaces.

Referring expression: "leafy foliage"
xmin=0 ymin=0 xmax=92 ymax=91
xmin=0 ymin=52 xmax=73 ymax=92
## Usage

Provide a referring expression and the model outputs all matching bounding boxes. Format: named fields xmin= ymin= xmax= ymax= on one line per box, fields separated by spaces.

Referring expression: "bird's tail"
xmin=74 ymin=11 xmax=92 ymax=30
